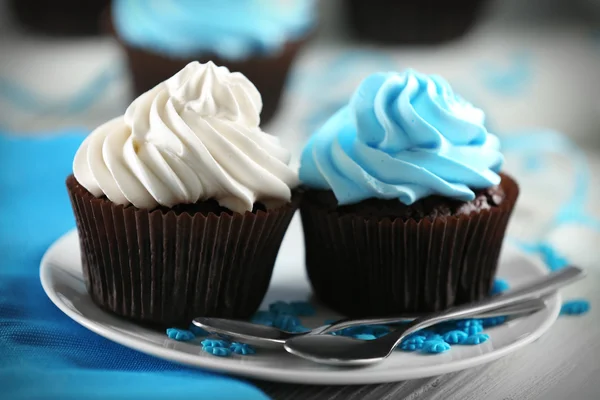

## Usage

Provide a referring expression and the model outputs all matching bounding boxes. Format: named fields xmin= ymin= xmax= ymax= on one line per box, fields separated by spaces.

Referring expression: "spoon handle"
xmin=317 ymin=297 xmax=546 ymax=334
xmin=380 ymin=265 xmax=584 ymax=348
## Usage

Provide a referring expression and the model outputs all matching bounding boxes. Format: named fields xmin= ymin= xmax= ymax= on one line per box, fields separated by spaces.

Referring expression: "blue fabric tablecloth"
xmin=0 ymin=131 xmax=269 ymax=400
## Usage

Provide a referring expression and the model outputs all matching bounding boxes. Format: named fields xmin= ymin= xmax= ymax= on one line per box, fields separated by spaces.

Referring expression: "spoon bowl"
xmin=283 ymin=266 xmax=585 ymax=366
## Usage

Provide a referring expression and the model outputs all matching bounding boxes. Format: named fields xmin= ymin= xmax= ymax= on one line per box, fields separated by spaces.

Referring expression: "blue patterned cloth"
xmin=0 ymin=131 xmax=268 ymax=400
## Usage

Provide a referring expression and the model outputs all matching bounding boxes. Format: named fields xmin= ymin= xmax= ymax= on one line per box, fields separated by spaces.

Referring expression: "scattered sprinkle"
xmin=461 ymin=324 xmax=484 ymax=336
xmin=417 ymin=330 xmax=439 ymax=339
xmin=230 ymin=342 xmax=256 ymax=355
xmin=364 ymin=325 xmax=391 ymax=337
xmin=465 ymin=333 xmax=490 ymax=345
xmin=201 ymin=339 xmax=230 ymax=348
xmin=269 ymin=301 xmax=296 ymax=316
xmin=189 ymin=323 xmax=209 ymax=337
xmin=423 ymin=340 xmax=451 ymax=354
xmin=353 ymin=333 xmax=377 ymax=341
xmin=273 ymin=314 xmax=302 ymax=332
xmin=166 ymin=328 xmax=195 ymax=342
xmin=289 ymin=325 xmax=311 ymax=333
xmin=491 ymin=278 xmax=510 ymax=295
xmin=456 ymin=319 xmax=483 ymax=328
xmin=560 ymin=300 xmax=590 ymax=315
xmin=482 ymin=316 xmax=507 ymax=327
xmin=398 ymin=336 xmax=425 ymax=352
xmin=442 ymin=330 xmax=468 ymax=344
xmin=251 ymin=311 xmax=276 ymax=326
xmin=290 ymin=301 xmax=316 ymax=316
xmin=203 ymin=346 xmax=232 ymax=357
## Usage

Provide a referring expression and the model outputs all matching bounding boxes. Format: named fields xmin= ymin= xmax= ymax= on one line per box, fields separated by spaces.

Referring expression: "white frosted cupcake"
xmin=67 ymin=61 xmax=300 ymax=326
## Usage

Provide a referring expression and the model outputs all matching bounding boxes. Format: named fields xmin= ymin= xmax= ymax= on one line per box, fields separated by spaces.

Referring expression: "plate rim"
xmin=40 ymin=229 xmax=561 ymax=385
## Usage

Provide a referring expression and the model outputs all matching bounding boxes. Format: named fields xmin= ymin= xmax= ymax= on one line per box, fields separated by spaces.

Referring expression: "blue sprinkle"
xmin=461 ymin=324 xmax=484 ymax=335
xmin=433 ymin=322 xmax=458 ymax=335
xmin=290 ymin=301 xmax=316 ymax=316
xmin=538 ymin=243 xmax=569 ymax=272
xmin=482 ymin=316 xmax=507 ymax=327
xmin=289 ymin=325 xmax=311 ymax=333
xmin=203 ymin=346 xmax=232 ymax=357
xmin=273 ymin=314 xmax=302 ymax=332
xmin=456 ymin=319 xmax=483 ymax=328
xmin=189 ymin=323 xmax=209 ymax=337
xmin=166 ymin=328 xmax=195 ymax=342
xmin=251 ymin=311 xmax=276 ymax=326
xmin=491 ymin=279 xmax=510 ymax=295
xmin=401 ymin=336 xmax=426 ymax=346
xmin=442 ymin=330 xmax=468 ymax=344
xmin=398 ymin=336 xmax=425 ymax=352
xmin=363 ymin=325 xmax=391 ymax=337
xmin=425 ymin=334 xmax=444 ymax=342
xmin=201 ymin=339 xmax=230 ymax=348
xmin=416 ymin=329 xmax=438 ymax=339
xmin=561 ymin=300 xmax=590 ymax=315
xmin=422 ymin=340 xmax=451 ymax=354
xmin=353 ymin=333 xmax=377 ymax=341
xmin=465 ymin=333 xmax=490 ymax=345
xmin=230 ymin=342 xmax=256 ymax=355
xmin=404 ymin=332 xmax=428 ymax=342
xmin=269 ymin=301 xmax=296 ymax=316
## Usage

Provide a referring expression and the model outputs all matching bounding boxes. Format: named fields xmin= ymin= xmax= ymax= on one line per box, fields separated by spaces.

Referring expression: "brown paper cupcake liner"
xmin=67 ymin=175 xmax=300 ymax=327
xmin=300 ymin=174 xmax=519 ymax=317
xmin=347 ymin=0 xmax=486 ymax=45
xmin=10 ymin=0 xmax=109 ymax=36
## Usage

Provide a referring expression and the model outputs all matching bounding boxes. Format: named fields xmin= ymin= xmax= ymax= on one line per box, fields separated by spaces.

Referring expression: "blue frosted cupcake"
xmin=299 ymin=70 xmax=519 ymax=317
xmin=111 ymin=0 xmax=316 ymax=125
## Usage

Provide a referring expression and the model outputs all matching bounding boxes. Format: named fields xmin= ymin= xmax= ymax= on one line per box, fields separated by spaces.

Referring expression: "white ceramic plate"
xmin=40 ymin=215 xmax=561 ymax=385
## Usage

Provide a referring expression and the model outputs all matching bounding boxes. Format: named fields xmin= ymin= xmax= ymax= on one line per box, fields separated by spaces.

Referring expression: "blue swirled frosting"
xmin=299 ymin=70 xmax=504 ymax=205
xmin=113 ymin=0 xmax=316 ymax=60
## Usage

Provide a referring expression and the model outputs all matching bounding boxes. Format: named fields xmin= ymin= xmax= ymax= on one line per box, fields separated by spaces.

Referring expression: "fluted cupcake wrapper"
xmin=347 ymin=0 xmax=486 ymax=45
xmin=300 ymin=174 xmax=519 ymax=318
xmin=66 ymin=175 xmax=300 ymax=327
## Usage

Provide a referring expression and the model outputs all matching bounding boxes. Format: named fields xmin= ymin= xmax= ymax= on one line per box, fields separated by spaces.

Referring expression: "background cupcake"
xmin=299 ymin=70 xmax=519 ymax=317
xmin=67 ymin=61 xmax=300 ymax=327
xmin=111 ymin=0 xmax=317 ymax=126
xmin=346 ymin=0 xmax=487 ymax=44
xmin=9 ymin=0 xmax=109 ymax=36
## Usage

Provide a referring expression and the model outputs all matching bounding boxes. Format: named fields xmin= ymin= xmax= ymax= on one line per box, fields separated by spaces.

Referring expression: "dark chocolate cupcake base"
xmin=67 ymin=175 xmax=300 ymax=327
xmin=300 ymin=174 xmax=519 ymax=317
xmin=10 ymin=0 xmax=109 ymax=36
xmin=347 ymin=0 xmax=486 ymax=45
xmin=110 ymin=17 xmax=307 ymax=127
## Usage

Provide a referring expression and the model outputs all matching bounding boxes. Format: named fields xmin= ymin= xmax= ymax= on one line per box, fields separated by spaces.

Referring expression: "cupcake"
xmin=299 ymin=70 xmax=519 ymax=317
xmin=111 ymin=0 xmax=316 ymax=126
xmin=346 ymin=0 xmax=486 ymax=44
xmin=67 ymin=61 xmax=300 ymax=327
xmin=9 ymin=0 xmax=109 ymax=36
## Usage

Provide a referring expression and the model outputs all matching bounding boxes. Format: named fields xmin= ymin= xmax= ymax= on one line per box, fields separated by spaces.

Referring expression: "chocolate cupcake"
xmin=299 ymin=70 xmax=519 ymax=317
xmin=67 ymin=61 xmax=300 ymax=327
xmin=111 ymin=0 xmax=317 ymax=126
xmin=346 ymin=0 xmax=486 ymax=44
xmin=9 ymin=0 xmax=109 ymax=36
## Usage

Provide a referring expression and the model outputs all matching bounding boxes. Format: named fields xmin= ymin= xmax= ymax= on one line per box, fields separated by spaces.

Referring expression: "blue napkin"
xmin=0 ymin=131 xmax=269 ymax=400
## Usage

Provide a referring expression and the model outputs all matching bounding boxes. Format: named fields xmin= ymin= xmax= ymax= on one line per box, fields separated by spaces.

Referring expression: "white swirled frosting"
xmin=73 ymin=61 xmax=298 ymax=213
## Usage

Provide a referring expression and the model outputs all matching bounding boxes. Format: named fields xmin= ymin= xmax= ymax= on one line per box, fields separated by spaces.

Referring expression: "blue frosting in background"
xmin=113 ymin=0 xmax=316 ymax=60
xmin=299 ymin=70 xmax=504 ymax=205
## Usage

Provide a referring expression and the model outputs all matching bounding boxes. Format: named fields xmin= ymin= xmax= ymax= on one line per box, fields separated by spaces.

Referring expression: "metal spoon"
xmin=284 ymin=266 xmax=585 ymax=366
xmin=194 ymin=299 xmax=546 ymax=349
